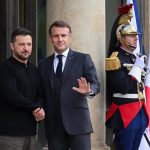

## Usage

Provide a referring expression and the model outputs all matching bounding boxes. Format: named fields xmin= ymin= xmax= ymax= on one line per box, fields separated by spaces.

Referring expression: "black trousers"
xmin=47 ymin=126 xmax=91 ymax=150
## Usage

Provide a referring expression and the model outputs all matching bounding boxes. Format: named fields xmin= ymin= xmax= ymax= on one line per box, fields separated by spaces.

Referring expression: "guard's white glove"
xmin=134 ymin=55 xmax=146 ymax=69
xmin=128 ymin=55 xmax=147 ymax=82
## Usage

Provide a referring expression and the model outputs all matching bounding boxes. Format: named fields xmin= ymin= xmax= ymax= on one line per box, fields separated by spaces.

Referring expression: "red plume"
xmin=118 ymin=4 xmax=133 ymax=15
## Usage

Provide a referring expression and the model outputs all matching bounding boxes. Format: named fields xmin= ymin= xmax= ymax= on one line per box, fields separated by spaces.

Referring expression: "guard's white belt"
xmin=113 ymin=93 xmax=138 ymax=99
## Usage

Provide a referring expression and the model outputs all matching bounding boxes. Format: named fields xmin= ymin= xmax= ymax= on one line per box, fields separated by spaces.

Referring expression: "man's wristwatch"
xmin=86 ymin=90 xmax=94 ymax=98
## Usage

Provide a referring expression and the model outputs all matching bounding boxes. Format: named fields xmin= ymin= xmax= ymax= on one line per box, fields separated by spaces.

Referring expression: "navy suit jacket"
xmin=39 ymin=49 xmax=100 ymax=138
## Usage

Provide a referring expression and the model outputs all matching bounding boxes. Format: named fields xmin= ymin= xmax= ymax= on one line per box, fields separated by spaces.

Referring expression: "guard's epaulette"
xmin=105 ymin=51 xmax=121 ymax=71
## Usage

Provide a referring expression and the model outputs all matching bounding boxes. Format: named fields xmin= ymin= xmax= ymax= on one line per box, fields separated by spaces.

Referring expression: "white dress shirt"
xmin=53 ymin=48 xmax=69 ymax=73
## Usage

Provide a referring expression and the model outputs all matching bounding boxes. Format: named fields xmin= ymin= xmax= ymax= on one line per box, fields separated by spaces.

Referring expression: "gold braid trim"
xmin=105 ymin=52 xmax=121 ymax=71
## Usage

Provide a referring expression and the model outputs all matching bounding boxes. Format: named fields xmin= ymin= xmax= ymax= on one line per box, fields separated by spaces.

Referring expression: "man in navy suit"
xmin=39 ymin=20 xmax=100 ymax=150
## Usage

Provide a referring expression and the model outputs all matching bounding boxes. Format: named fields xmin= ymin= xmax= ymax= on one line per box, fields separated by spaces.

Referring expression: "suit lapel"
xmin=62 ymin=49 xmax=75 ymax=83
xmin=47 ymin=54 xmax=54 ymax=89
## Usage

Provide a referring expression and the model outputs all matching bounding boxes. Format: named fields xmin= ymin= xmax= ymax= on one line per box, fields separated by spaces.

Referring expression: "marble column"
xmin=46 ymin=0 xmax=109 ymax=149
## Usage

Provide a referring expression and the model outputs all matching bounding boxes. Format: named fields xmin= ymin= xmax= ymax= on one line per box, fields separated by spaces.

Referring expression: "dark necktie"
xmin=56 ymin=55 xmax=63 ymax=78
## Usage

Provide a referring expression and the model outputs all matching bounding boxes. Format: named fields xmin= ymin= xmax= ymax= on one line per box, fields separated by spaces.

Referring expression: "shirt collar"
xmin=120 ymin=47 xmax=133 ymax=55
xmin=54 ymin=48 xmax=69 ymax=58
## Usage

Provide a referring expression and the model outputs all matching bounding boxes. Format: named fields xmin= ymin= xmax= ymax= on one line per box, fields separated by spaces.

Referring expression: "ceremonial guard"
xmin=105 ymin=4 xmax=149 ymax=150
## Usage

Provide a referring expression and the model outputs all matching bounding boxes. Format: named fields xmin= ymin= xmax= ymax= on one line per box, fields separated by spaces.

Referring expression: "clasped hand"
xmin=33 ymin=108 xmax=45 ymax=121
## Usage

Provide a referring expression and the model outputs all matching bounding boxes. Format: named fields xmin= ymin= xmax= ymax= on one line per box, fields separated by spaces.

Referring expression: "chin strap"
xmin=120 ymin=37 xmax=136 ymax=51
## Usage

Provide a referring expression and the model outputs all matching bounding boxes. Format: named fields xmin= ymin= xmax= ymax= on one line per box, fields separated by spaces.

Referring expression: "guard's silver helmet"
xmin=116 ymin=23 xmax=140 ymax=41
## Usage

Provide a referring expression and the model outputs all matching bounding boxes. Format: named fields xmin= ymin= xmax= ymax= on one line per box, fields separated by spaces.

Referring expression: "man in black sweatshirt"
xmin=0 ymin=27 xmax=45 ymax=150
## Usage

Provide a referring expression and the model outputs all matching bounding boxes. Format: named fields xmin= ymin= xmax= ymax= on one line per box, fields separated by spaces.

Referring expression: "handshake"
xmin=32 ymin=108 xmax=45 ymax=121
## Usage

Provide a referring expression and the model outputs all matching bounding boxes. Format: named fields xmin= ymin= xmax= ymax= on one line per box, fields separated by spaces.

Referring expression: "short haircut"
xmin=11 ymin=27 xmax=32 ymax=43
xmin=49 ymin=20 xmax=72 ymax=35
